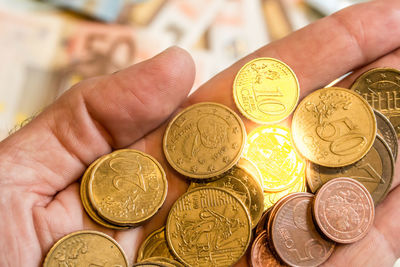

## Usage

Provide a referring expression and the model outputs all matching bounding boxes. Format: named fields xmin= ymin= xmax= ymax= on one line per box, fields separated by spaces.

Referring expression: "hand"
xmin=1 ymin=0 xmax=400 ymax=266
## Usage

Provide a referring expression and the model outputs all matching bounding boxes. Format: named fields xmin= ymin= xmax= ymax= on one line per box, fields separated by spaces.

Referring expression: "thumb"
xmin=0 ymin=46 xmax=195 ymax=194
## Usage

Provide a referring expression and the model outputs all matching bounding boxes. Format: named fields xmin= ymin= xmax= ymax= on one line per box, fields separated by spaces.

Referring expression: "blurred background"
xmin=0 ymin=0 xmax=368 ymax=140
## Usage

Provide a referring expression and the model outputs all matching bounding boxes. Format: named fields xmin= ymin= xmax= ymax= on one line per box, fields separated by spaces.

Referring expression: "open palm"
xmin=2 ymin=1 xmax=400 ymax=266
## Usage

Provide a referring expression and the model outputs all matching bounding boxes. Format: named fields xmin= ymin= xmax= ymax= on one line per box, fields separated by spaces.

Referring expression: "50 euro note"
xmin=0 ymin=9 xmax=169 ymax=139
xmin=54 ymin=18 xmax=169 ymax=96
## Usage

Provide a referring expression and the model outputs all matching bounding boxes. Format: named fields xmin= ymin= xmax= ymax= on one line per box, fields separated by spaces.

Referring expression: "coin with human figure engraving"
xmin=43 ymin=230 xmax=128 ymax=267
xmin=269 ymin=193 xmax=335 ymax=267
xmin=351 ymin=68 xmax=400 ymax=137
xmin=306 ymin=135 xmax=394 ymax=206
xmin=233 ymin=57 xmax=299 ymax=124
xmin=88 ymin=149 xmax=167 ymax=226
xmin=188 ymin=165 xmax=264 ymax=229
xmin=313 ymin=177 xmax=374 ymax=244
xmin=163 ymin=102 xmax=246 ymax=179
xmin=292 ymin=87 xmax=376 ymax=167
xmin=166 ymin=187 xmax=251 ymax=267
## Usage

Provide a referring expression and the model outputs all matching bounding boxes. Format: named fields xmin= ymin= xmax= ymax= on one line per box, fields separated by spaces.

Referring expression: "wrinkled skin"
xmin=1 ymin=0 xmax=400 ymax=266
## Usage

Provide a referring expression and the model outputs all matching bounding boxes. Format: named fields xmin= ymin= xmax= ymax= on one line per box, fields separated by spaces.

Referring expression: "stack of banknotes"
xmin=0 ymin=0 xmax=365 ymax=139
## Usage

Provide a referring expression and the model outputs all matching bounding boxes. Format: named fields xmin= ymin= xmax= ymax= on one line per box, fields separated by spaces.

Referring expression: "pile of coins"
xmin=43 ymin=59 xmax=398 ymax=267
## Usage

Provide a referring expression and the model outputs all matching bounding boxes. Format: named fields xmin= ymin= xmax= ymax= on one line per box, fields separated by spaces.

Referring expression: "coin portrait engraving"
xmin=164 ymin=102 xmax=246 ymax=179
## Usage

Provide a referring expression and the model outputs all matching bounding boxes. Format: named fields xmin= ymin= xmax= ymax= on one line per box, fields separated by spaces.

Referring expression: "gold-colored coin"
xmin=188 ymin=165 xmax=264 ymax=228
xmin=292 ymin=87 xmax=377 ymax=167
xmin=80 ymin=158 xmax=129 ymax=230
xmin=163 ymin=102 xmax=246 ymax=179
xmin=306 ymin=135 xmax=394 ymax=205
xmin=133 ymin=263 xmax=166 ymax=267
xmin=374 ymin=109 xmax=398 ymax=160
xmin=166 ymin=187 xmax=251 ymax=267
xmin=233 ymin=57 xmax=299 ymax=124
xmin=88 ymin=149 xmax=167 ymax=226
xmin=351 ymin=67 xmax=400 ymax=137
xmin=236 ymin=157 xmax=263 ymax=188
xmin=43 ymin=230 xmax=128 ymax=267
xmin=244 ymin=125 xmax=305 ymax=192
xmin=263 ymin=170 xmax=306 ymax=211
xmin=137 ymin=227 xmax=176 ymax=262
xmin=143 ymin=257 xmax=184 ymax=267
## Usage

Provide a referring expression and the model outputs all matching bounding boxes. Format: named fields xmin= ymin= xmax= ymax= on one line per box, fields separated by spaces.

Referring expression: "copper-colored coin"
xmin=88 ymin=149 xmax=167 ymax=226
xmin=80 ymin=158 xmax=129 ymax=230
xmin=266 ymin=193 xmax=308 ymax=240
xmin=233 ymin=57 xmax=300 ymax=124
xmin=306 ymin=135 xmax=394 ymax=205
xmin=374 ymin=109 xmax=398 ymax=160
xmin=313 ymin=177 xmax=375 ymax=244
xmin=137 ymin=227 xmax=176 ymax=262
xmin=255 ymin=208 xmax=272 ymax=237
xmin=43 ymin=230 xmax=128 ymax=267
xmin=292 ymin=87 xmax=376 ymax=167
xmin=351 ymin=67 xmax=400 ymax=137
xmin=188 ymin=165 xmax=264 ymax=229
xmin=270 ymin=193 xmax=335 ymax=267
xmin=251 ymin=230 xmax=286 ymax=267
xmin=163 ymin=102 xmax=246 ymax=179
xmin=166 ymin=187 xmax=252 ymax=267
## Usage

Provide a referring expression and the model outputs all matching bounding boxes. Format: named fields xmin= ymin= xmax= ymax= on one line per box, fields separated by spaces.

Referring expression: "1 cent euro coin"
xmin=163 ymin=102 xmax=246 ymax=179
xmin=166 ymin=187 xmax=251 ymax=267
xmin=292 ymin=87 xmax=376 ymax=167
xmin=43 ymin=230 xmax=128 ymax=267
xmin=88 ymin=149 xmax=167 ymax=226
xmin=233 ymin=57 xmax=299 ymax=124
xmin=313 ymin=177 xmax=374 ymax=244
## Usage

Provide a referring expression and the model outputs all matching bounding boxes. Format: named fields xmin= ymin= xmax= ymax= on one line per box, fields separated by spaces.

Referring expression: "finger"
xmin=188 ymin=0 xmax=400 ymax=123
xmin=0 ymin=46 xmax=195 ymax=194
